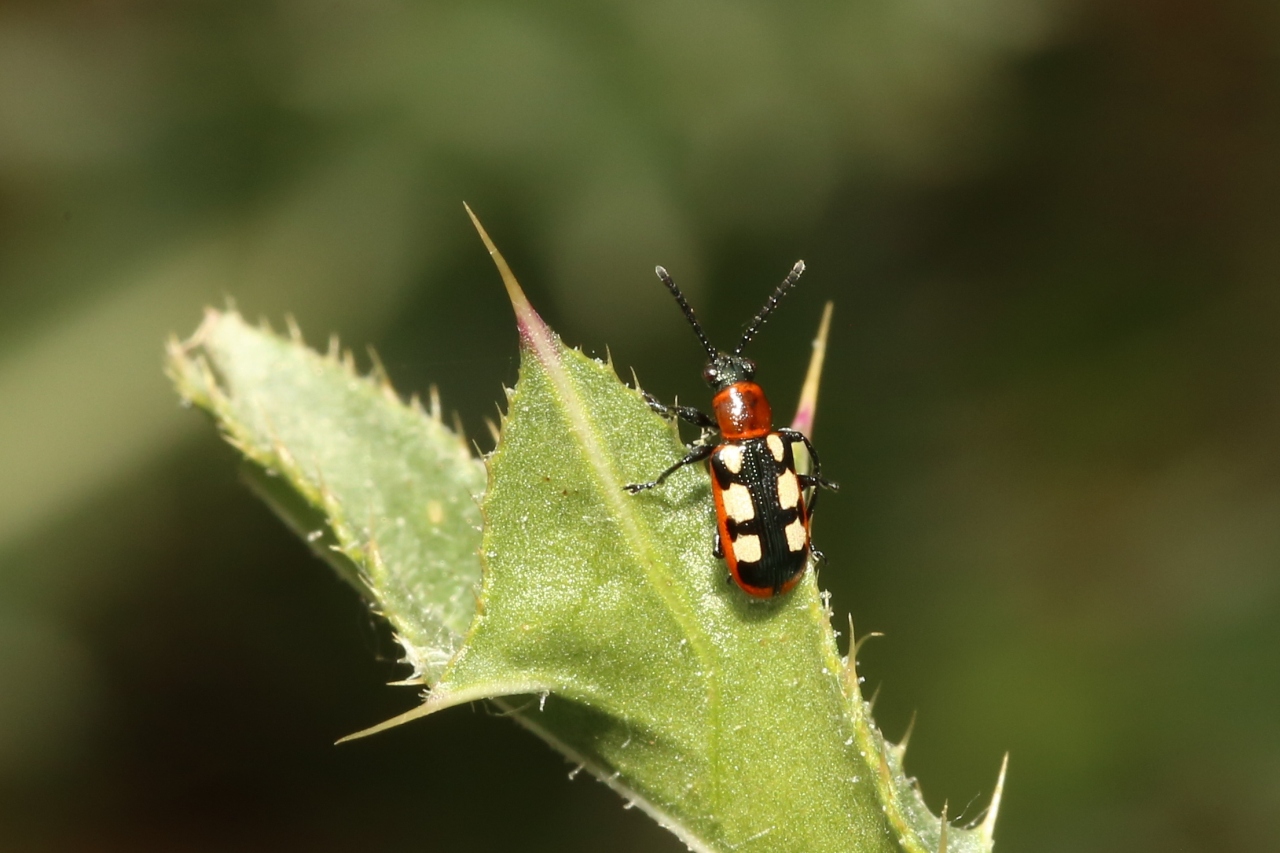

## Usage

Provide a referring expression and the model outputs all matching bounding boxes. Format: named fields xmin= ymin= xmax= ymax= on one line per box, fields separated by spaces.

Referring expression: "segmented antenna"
xmin=734 ymin=260 xmax=805 ymax=355
xmin=655 ymin=266 xmax=718 ymax=360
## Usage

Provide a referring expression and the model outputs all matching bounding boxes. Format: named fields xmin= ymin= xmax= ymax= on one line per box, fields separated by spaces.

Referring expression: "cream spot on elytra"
xmin=722 ymin=483 xmax=755 ymax=522
xmin=718 ymin=445 xmax=743 ymax=474
xmin=785 ymin=519 xmax=807 ymax=552
xmin=735 ymin=534 xmax=762 ymax=563
xmin=777 ymin=471 xmax=800 ymax=509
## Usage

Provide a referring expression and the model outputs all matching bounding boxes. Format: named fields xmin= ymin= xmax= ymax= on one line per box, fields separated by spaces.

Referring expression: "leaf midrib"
xmin=527 ymin=340 xmax=721 ymax=718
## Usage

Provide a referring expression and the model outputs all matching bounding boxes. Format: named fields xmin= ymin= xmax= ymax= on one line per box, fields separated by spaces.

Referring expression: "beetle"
xmin=624 ymin=261 xmax=838 ymax=597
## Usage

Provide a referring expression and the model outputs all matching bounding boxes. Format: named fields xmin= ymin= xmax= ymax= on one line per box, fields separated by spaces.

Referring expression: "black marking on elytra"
xmin=711 ymin=435 xmax=809 ymax=592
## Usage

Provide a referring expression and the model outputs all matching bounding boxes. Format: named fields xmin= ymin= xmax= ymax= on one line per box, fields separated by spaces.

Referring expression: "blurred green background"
xmin=2 ymin=1 xmax=1278 ymax=850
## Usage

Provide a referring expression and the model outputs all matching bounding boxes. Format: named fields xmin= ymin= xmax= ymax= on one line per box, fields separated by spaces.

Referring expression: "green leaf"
xmin=166 ymin=213 xmax=1006 ymax=853
xmin=167 ymin=312 xmax=486 ymax=684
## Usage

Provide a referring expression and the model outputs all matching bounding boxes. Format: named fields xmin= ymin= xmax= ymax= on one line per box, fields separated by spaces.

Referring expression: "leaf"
xmin=167 ymin=313 xmax=486 ymax=683
xmin=166 ymin=213 xmax=1006 ymax=853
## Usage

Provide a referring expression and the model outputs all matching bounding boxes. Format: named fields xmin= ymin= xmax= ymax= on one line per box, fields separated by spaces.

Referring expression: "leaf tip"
xmin=464 ymin=203 xmax=551 ymax=348
xmin=338 ymin=680 xmax=561 ymax=745
xmin=335 ymin=701 xmax=438 ymax=744
xmin=980 ymin=752 xmax=1009 ymax=843
xmin=790 ymin=300 xmax=834 ymax=437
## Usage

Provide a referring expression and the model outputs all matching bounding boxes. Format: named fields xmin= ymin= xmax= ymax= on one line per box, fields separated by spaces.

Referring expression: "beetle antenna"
xmin=735 ymin=260 xmax=805 ymax=355
xmin=655 ymin=266 xmax=718 ymax=360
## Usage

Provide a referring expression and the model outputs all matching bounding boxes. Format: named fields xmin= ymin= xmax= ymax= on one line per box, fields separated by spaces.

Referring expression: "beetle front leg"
xmin=642 ymin=391 xmax=717 ymax=430
xmin=624 ymin=443 xmax=714 ymax=493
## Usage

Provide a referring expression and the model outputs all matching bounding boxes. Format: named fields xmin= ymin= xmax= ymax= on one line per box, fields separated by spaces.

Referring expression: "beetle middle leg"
xmin=798 ymin=473 xmax=839 ymax=491
xmin=779 ymin=428 xmax=839 ymax=512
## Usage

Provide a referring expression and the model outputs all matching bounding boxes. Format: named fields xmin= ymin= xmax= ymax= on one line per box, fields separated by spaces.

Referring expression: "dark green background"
xmin=1 ymin=2 xmax=1277 ymax=850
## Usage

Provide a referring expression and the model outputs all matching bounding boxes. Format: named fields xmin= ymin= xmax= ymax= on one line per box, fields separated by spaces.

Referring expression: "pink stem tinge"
xmin=790 ymin=300 xmax=834 ymax=439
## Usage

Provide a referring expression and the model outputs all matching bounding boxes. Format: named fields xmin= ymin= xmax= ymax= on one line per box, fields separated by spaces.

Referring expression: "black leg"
xmin=798 ymin=473 xmax=838 ymax=490
xmin=643 ymin=391 xmax=716 ymax=430
xmin=778 ymin=428 xmax=838 ymax=513
xmin=624 ymin=442 xmax=714 ymax=493
xmin=713 ymin=529 xmax=724 ymax=559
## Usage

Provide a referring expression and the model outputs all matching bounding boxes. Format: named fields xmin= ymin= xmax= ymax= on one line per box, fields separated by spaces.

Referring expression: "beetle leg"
xmin=642 ymin=391 xmax=717 ymax=429
xmin=624 ymin=443 xmax=714 ymax=493
xmin=798 ymin=473 xmax=839 ymax=491
xmin=779 ymin=428 xmax=838 ymax=513
xmin=712 ymin=528 xmax=724 ymax=559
